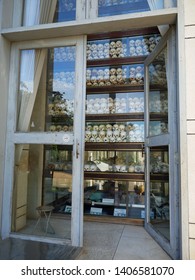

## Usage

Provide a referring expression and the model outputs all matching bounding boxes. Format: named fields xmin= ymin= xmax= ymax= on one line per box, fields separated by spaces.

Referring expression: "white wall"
xmin=0 ymin=0 xmax=11 ymax=238
xmin=184 ymin=0 xmax=195 ymax=260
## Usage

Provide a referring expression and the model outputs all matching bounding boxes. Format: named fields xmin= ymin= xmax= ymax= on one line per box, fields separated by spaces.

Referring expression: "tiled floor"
xmin=0 ymin=221 xmax=171 ymax=260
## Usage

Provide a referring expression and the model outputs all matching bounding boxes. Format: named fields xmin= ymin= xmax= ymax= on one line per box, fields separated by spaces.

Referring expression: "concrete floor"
xmin=77 ymin=222 xmax=171 ymax=260
xmin=0 ymin=221 xmax=171 ymax=260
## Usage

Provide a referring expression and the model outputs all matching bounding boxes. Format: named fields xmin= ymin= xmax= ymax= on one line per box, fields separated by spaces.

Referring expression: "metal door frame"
xmin=2 ymin=36 xmax=86 ymax=247
xmin=144 ymin=26 xmax=180 ymax=259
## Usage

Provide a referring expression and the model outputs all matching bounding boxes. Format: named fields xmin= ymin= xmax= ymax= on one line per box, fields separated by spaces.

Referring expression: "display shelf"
xmin=86 ymin=113 xmax=144 ymax=122
xmin=85 ymin=142 xmax=143 ymax=151
xmin=84 ymin=171 xmax=144 ymax=181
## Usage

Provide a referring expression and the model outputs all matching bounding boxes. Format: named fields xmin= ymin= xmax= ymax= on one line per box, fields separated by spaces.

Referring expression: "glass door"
xmin=144 ymin=27 xmax=179 ymax=259
xmin=3 ymin=36 xmax=86 ymax=247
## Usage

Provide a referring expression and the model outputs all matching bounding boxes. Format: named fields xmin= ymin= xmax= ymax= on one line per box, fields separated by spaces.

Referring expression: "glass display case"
xmin=148 ymin=47 xmax=168 ymax=136
xmin=86 ymin=92 xmax=144 ymax=114
xmin=85 ymin=121 xmax=144 ymax=143
xmin=87 ymin=34 xmax=161 ymax=60
xmin=84 ymin=179 xmax=145 ymax=218
xmin=84 ymin=150 xmax=144 ymax=173
xmin=86 ymin=64 xmax=144 ymax=87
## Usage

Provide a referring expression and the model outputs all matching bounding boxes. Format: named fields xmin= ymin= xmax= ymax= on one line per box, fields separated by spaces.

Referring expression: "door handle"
xmin=76 ymin=140 xmax=79 ymax=159
xmin=142 ymin=143 xmax=145 ymax=157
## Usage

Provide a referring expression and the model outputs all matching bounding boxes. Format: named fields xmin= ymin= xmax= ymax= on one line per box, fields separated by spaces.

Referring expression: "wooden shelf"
xmin=86 ymin=113 xmax=144 ymax=121
xmin=85 ymin=142 xmax=143 ymax=151
xmin=84 ymin=171 xmax=144 ymax=181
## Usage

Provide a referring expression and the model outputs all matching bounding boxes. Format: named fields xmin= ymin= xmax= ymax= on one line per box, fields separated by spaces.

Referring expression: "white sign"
xmin=64 ymin=205 xmax=72 ymax=213
xmin=63 ymin=134 xmax=70 ymax=143
xmin=90 ymin=207 xmax=102 ymax=215
xmin=114 ymin=208 xmax=126 ymax=217
xmin=102 ymin=198 xmax=114 ymax=204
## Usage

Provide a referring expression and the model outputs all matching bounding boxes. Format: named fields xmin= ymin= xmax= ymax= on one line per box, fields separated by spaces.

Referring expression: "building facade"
xmin=0 ymin=0 xmax=194 ymax=260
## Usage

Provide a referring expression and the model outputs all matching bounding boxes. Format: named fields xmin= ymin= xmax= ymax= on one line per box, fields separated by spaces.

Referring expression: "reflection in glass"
xmin=149 ymin=146 xmax=170 ymax=240
xmin=85 ymin=121 xmax=144 ymax=143
xmin=46 ymin=47 xmax=75 ymax=132
xmin=84 ymin=150 xmax=144 ymax=173
xmin=98 ymin=0 xmax=177 ymax=17
xmin=12 ymin=144 xmax=72 ymax=239
xmin=87 ymin=34 xmax=161 ymax=60
xmin=86 ymin=64 xmax=144 ymax=87
xmin=17 ymin=47 xmax=75 ymax=132
xmin=98 ymin=0 xmax=150 ymax=17
xmin=86 ymin=92 xmax=144 ymax=114
xmin=84 ymin=179 xmax=145 ymax=218
xmin=43 ymin=145 xmax=72 ymax=213
xmin=54 ymin=0 xmax=76 ymax=22
xmin=148 ymin=46 xmax=168 ymax=136
xmin=23 ymin=0 xmax=76 ymax=26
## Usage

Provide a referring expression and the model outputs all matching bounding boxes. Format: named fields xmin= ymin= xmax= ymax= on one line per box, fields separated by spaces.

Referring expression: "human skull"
xmin=136 ymin=46 xmax=143 ymax=55
xmin=116 ymin=40 xmax=122 ymax=48
xmin=135 ymin=39 xmax=142 ymax=47
xmin=120 ymin=165 xmax=127 ymax=172
xmin=142 ymin=38 xmax=149 ymax=46
xmin=93 ymin=125 xmax=99 ymax=131
xmin=110 ymin=75 xmax=117 ymax=84
xmin=110 ymin=68 xmax=116 ymax=75
xmin=99 ymin=130 xmax=106 ymax=138
xmin=129 ymin=39 xmax=135 ymax=47
xmin=110 ymin=41 xmax=116 ymax=48
xmin=149 ymin=37 xmax=155 ymax=45
xmin=107 ymin=130 xmax=113 ymax=138
xmin=129 ymin=46 xmax=136 ymax=55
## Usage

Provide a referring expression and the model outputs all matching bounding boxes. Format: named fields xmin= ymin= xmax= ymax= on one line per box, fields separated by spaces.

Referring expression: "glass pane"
xmin=84 ymin=150 xmax=144 ymax=173
xmin=98 ymin=0 xmax=177 ymax=17
xmin=12 ymin=144 xmax=72 ymax=240
xmin=87 ymin=34 xmax=161 ymax=60
xmin=148 ymin=46 xmax=168 ymax=136
xmin=149 ymin=146 xmax=170 ymax=240
xmin=23 ymin=0 xmax=76 ymax=26
xmin=43 ymin=145 xmax=72 ymax=216
xmin=84 ymin=179 xmax=145 ymax=219
xmin=98 ymin=0 xmax=150 ymax=17
xmin=85 ymin=121 xmax=144 ymax=143
xmin=17 ymin=46 xmax=76 ymax=132
xmin=86 ymin=64 xmax=144 ymax=87
xmin=86 ymin=92 xmax=144 ymax=114
xmin=46 ymin=47 xmax=75 ymax=132
xmin=54 ymin=0 xmax=76 ymax=22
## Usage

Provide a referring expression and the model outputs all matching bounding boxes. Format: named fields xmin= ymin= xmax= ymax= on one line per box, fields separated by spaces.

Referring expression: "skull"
xmin=110 ymin=75 xmax=117 ymax=84
xmin=135 ymin=39 xmax=142 ymax=47
xmin=110 ymin=41 xmax=116 ymax=48
xmin=110 ymin=68 xmax=116 ymax=75
xmin=116 ymin=40 xmax=122 ymax=48
xmin=129 ymin=39 xmax=135 ymax=47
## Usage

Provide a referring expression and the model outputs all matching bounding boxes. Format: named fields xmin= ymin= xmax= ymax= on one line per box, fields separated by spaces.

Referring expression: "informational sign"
xmin=102 ymin=198 xmax=114 ymax=204
xmin=64 ymin=205 xmax=72 ymax=213
xmin=114 ymin=208 xmax=126 ymax=217
xmin=141 ymin=210 xmax=154 ymax=219
xmin=90 ymin=207 xmax=103 ymax=215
